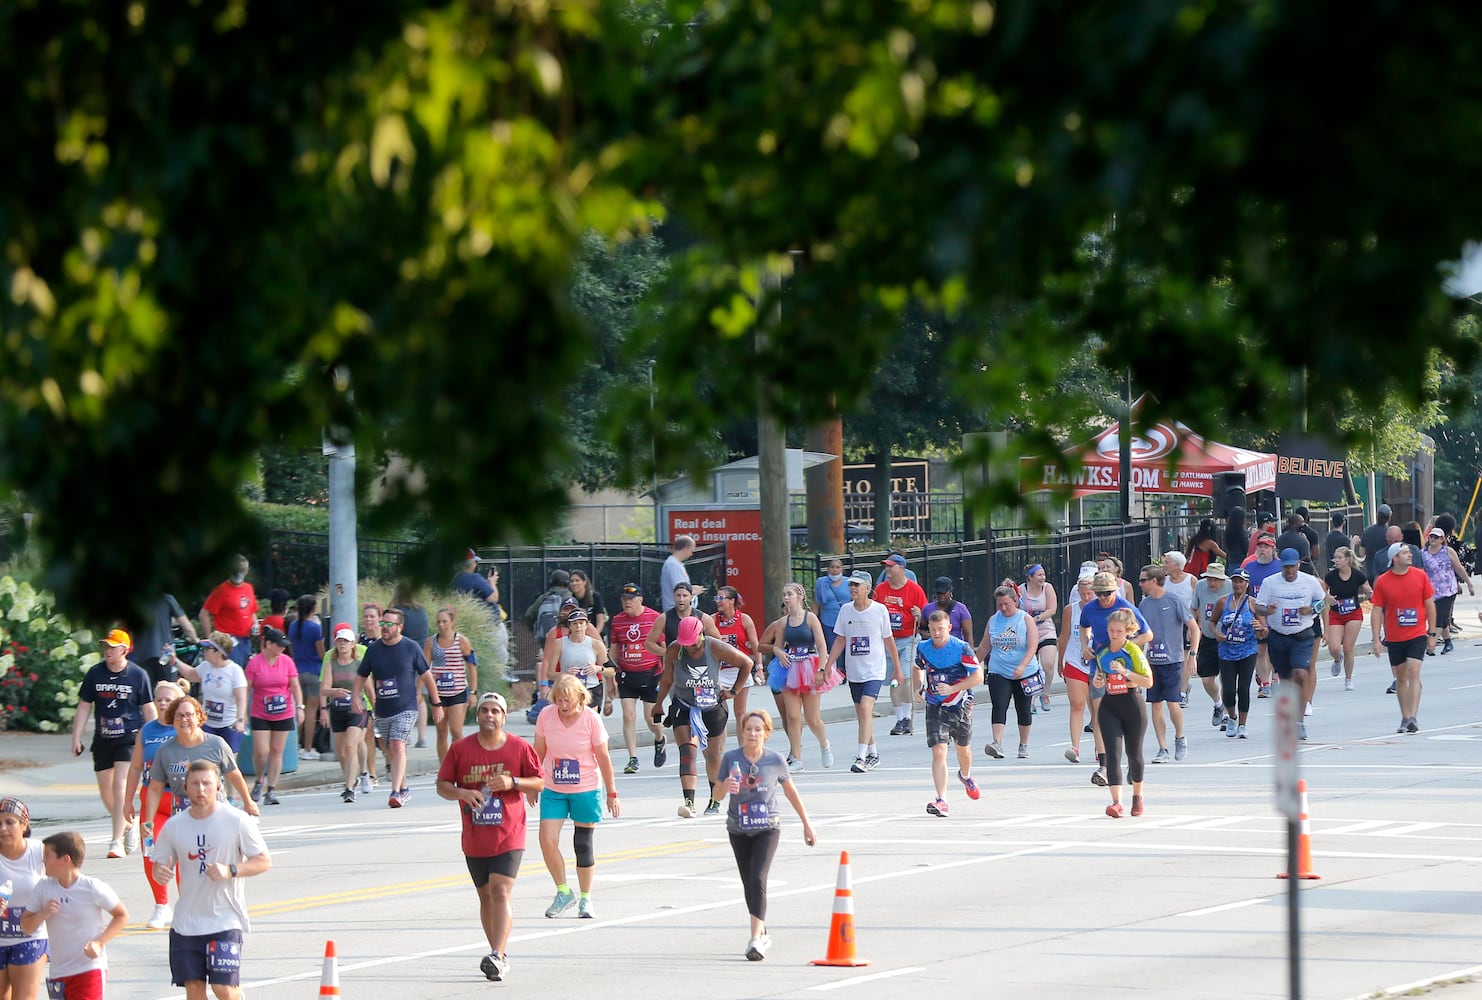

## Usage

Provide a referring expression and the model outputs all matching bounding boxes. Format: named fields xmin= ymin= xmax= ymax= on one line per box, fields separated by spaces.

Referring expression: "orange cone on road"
xmin=319 ymin=940 xmax=341 ymax=997
xmin=1277 ymin=780 xmax=1322 ymax=880
xmin=811 ymin=851 xmax=870 ymax=967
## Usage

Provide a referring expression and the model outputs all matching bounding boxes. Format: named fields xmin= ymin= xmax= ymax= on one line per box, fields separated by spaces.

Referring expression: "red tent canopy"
xmin=1022 ymin=399 xmax=1276 ymax=499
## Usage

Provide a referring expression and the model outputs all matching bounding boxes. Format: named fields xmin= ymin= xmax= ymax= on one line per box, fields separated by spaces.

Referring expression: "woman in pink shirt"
xmin=244 ymin=626 xmax=304 ymax=806
xmin=533 ymin=674 xmax=619 ymax=920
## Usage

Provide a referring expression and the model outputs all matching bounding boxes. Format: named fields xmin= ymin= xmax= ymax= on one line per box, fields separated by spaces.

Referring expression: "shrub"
xmin=0 ymin=576 xmax=98 ymax=732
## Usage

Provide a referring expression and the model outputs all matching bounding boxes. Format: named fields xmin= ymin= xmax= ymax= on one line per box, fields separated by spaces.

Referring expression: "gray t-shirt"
xmin=720 ymin=747 xmax=790 ymax=835
xmin=153 ymin=734 xmax=240 ymax=802
xmin=672 ymin=638 xmax=724 ymax=708
xmin=1138 ymin=593 xmax=1192 ymax=665
xmin=1191 ymin=579 xmax=1233 ymax=639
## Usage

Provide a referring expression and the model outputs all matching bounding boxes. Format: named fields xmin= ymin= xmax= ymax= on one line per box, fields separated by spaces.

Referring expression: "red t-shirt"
xmin=437 ymin=732 xmax=543 ymax=858
xmin=874 ymin=579 xmax=927 ymax=639
xmin=608 ymin=608 xmax=662 ymax=674
xmin=203 ymin=581 xmax=258 ymax=636
xmin=1369 ymin=568 xmax=1434 ymax=642
xmin=713 ymin=615 xmax=755 ymax=657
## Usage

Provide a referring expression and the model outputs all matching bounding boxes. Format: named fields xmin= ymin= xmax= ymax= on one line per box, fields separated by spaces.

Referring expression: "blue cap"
xmin=1279 ymin=547 xmax=1301 ymax=566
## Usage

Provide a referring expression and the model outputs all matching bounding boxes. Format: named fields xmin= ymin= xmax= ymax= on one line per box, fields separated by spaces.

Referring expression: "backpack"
xmin=533 ymin=591 xmax=562 ymax=645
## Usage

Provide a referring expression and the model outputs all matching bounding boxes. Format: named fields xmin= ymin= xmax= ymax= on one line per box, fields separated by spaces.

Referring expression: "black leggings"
xmin=1220 ymin=655 xmax=1257 ymax=715
xmin=1098 ymin=692 xmax=1146 ymax=787
xmin=728 ymin=829 xmax=781 ymax=921
xmin=986 ymin=674 xmax=1032 ymax=727
xmin=1436 ymin=594 xmax=1457 ymax=632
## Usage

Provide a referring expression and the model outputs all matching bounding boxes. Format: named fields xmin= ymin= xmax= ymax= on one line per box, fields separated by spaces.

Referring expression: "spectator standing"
xmin=199 ymin=556 xmax=259 ymax=669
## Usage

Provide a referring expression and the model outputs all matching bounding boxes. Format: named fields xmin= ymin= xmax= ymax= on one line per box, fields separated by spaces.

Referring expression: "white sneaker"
xmin=107 ymin=840 xmax=124 ymax=859
xmin=1344 ymin=678 xmax=1355 ymax=691
xmin=300 ymin=748 xmax=320 ymax=761
xmin=357 ymin=772 xmax=373 ymax=795
xmin=677 ymin=802 xmax=696 ymax=818
xmin=122 ymin=819 xmax=139 ymax=855
xmin=746 ymin=934 xmax=772 ymax=961
xmin=146 ymin=903 xmax=172 ymax=929
xmin=1304 ymin=702 xmax=1313 ymax=718
xmin=820 ymin=745 xmax=834 ymax=769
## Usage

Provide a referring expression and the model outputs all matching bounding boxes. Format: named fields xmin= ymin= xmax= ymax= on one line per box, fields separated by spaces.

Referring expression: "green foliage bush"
xmin=0 ymin=576 xmax=98 ymax=732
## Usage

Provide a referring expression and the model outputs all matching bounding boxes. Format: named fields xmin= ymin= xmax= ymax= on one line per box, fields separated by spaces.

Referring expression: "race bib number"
xmin=722 ymin=633 xmax=739 ymax=648
xmin=206 ymin=936 xmax=241 ymax=977
xmin=552 ymin=759 xmax=581 ymax=786
xmin=1397 ymin=608 xmax=1419 ymax=628
xmin=0 ymin=906 xmax=23 ymax=937
xmin=375 ymin=677 xmax=400 ymax=701
xmin=849 ymin=635 xmax=871 ymax=658
xmin=1281 ymin=608 xmax=1300 ymax=628
xmin=1021 ymin=671 xmax=1045 ymax=697
xmin=205 ymin=699 xmax=227 ymax=723
xmin=1203 ymin=602 xmax=1215 ymax=621
xmin=435 ymin=669 xmax=463 ymax=696
xmin=691 ymin=681 xmax=719 ymax=709
xmin=45 ymin=980 xmax=66 ymax=1000
xmin=737 ymin=801 xmax=771 ymax=832
xmin=888 ymin=611 xmax=905 ymax=631
xmin=172 ymin=795 xmax=190 ymax=815
xmin=472 ymin=794 xmax=504 ymax=826
xmin=1104 ymin=669 xmax=1129 ymax=696
xmin=1149 ymin=640 xmax=1170 ymax=662
xmin=785 ymin=645 xmax=811 ymax=660
xmin=264 ymin=693 xmax=288 ymax=715
xmin=329 ymin=692 xmax=351 ymax=709
xmin=1336 ymin=598 xmax=1357 ymax=615
xmin=100 ymin=715 xmax=126 ymax=739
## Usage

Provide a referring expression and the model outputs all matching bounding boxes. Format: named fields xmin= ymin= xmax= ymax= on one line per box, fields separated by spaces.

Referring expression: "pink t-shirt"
xmin=245 ymin=652 xmax=297 ymax=721
xmin=534 ymin=706 xmax=607 ymax=794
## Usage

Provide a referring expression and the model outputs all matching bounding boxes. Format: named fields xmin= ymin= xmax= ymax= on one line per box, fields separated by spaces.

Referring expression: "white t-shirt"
xmin=31 ymin=874 xmax=120 ymax=977
xmin=1260 ymin=571 xmax=1327 ymax=636
xmin=833 ymin=600 xmax=894 ymax=683
xmin=197 ymin=661 xmax=248 ymax=728
xmin=0 ymin=840 xmax=45 ymax=943
xmin=153 ymin=805 xmax=269 ymax=935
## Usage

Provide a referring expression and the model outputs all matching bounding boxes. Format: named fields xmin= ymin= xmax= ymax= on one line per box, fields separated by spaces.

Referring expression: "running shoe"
xmin=746 ymin=935 xmax=772 ymax=962
xmin=1030 ymin=700 xmax=1038 ymax=716
xmin=703 ymin=801 xmax=720 ymax=817
xmin=1330 ymin=657 xmax=1342 ymax=677
xmin=677 ymin=801 xmax=696 ymax=818
xmin=926 ymin=798 xmax=949 ymax=817
xmin=1443 ymin=638 xmax=1454 ymax=655
xmin=1304 ymin=702 xmax=1313 ymax=718
xmin=388 ymin=790 xmax=403 ymax=809
xmin=1041 ymin=694 xmax=1053 ymax=713
xmin=786 ymin=755 xmax=803 ymax=773
xmin=821 ymin=745 xmax=834 ymax=769
xmin=1152 ymin=748 xmax=1170 ymax=764
xmin=1174 ymin=737 xmax=1188 ymax=762
xmin=958 ymin=771 xmax=980 ymax=800
xmin=341 ymin=787 xmax=356 ymax=803
xmin=357 ymin=772 xmax=373 ymax=795
xmin=1298 ymin=723 xmax=1308 ymax=741
xmin=850 ymin=757 xmax=867 ymax=773
xmin=1064 ymin=747 xmax=1080 ymax=764
xmin=107 ymin=840 xmax=124 ymax=859
xmin=1396 ymin=718 xmax=1407 ymax=734
xmin=1257 ymin=684 xmax=1270 ymax=699
xmin=414 ymin=738 xmax=427 ymax=748
xmin=251 ymin=782 xmax=263 ymax=804
xmin=480 ymin=952 xmax=509 ymax=982
xmin=146 ymin=903 xmax=172 ymax=929
xmin=1344 ymin=678 xmax=1355 ymax=691
xmin=1227 ymin=720 xmax=1239 ymax=737
xmin=263 ymin=789 xmax=281 ymax=806
xmin=1236 ymin=725 xmax=1248 ymax=739
xmin=984 ymin=741 xmax=1004 ymax=759
xmin=653 ymin=736 xmax=668 ymax=768
xmin=545 ymin=888 xmax=577 ymax=918
xmin=123 ymin=819 xmax=139 ymax=855
xmin=1016 ymin=744 xmax=1029 ymax=759
xmin=1386 ymin=680 xmax=1397 ymax=695
xmin=1084 ymin=723 xmax=1094 ymax=733
xmin=1091 ymin=767 xmax=1107 ymax=787
xmin=1130 ymin=794 xmax=1145 ymax=817
xmin=1105 ymin=802 xmax=1124 ymax=819
xmin=300 ymin=748 xmax=321 ymax=761
xmin=578 ymin=897 xmax=595 ymax=919
xmin=898 ymin=718 xmax=913 ymax=736
xmin=1179 ymin=692 xmax=1189 ymax=709
xmin=1406 ymin=718 xmax=1419 ymax=734
xmin=1212 ymin=704 xmax=1226 ymax=727
xmin=864 ymin=754 xmax=880 ymax=770
xmin=888 ymin=719 xmax=906 ymax=736
xmin=624 ymin=757 xmax=639 ymax=774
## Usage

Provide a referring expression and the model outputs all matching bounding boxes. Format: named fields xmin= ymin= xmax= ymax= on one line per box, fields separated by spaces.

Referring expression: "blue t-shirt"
xmin=452 ymin=571 xmax=494 ymax=602
xmin=1242 ymin=556 xmax=1283 ymax=597
xmin=139 ymin=719 xmax=176 ymax=786
xmin=79 ymin=661 xmax=153 ymax=743
xmin=288 ymin=618 xmax=324 ymax=675
xmin=914 ymin=637 xmax=980 ymax=707
xmin=356 ymin=638 xmax=430 ymax=717
xmin=983 ymin=610 xmax=1032 ymax=679
xmin=814 ymin=576 xmax=850 ymax=629
xmin=1078 ymin=597 xmax=1149 ymax=655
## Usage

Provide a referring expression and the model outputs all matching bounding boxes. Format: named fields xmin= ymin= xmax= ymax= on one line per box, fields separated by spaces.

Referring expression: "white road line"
xmin=1378 ymin=822 xmax=1444 ymax=837
xmin=1177 ymin=896 xmax=1274 ymax=918
xmin=808 ymin=966 xmax=927 ymax=991
xmin=1344 ymin=963 xmax=1482 ymax=1000
xmin=1321 ymin=820 xmax=1397 ymax=836
xmin=1178 ymin=816 xmax=1251 ymax=831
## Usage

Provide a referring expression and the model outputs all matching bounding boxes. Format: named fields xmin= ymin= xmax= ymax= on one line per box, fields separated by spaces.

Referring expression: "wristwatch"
xmin=430 ymin=701 xmax=443 ymax=707
xmin=228 ymin=863 xmax=238 ymax=878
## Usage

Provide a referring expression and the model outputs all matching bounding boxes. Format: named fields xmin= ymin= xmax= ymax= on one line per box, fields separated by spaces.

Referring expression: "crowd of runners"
xmin=5 ymin=510 xmax=1471 ymax=994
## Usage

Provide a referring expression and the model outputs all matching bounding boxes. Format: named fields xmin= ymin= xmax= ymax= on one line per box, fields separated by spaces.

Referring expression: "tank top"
xmin=714 ymin=615 xmax=755 ymax=657
xmin=326 ymin=656 xmax=362 ymax=710
xmin=1062 ymin=597 xmax=1084 ymax=665
xmin=429 ymin=634 xmax=469 ymax=697
xmin=780 ymin=614 xmax=816 ymax=658
xmin=1422 ymin=547 xmax=1459 ymax=598
xmin=1018 ymin=584 xmax=1056 ymax=641
xmin=139 ymin=719 xmax=175 ymax=786
xmin=673 ymin=638 xmax=723 ymax=708
xmin=662 ymin=608 xmax=704 ymax=646
xmin=559 ymin=634 xmax=601 ymax=688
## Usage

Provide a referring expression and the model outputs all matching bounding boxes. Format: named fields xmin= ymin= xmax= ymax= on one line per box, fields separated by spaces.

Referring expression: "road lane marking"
xmin=1344 ymin=963 xmax=1482 ymax=1000
xmin=808 ymin=966 xmax=926 ymax=991
xmin=1177 ymin=896 xmax=1274 ymax=918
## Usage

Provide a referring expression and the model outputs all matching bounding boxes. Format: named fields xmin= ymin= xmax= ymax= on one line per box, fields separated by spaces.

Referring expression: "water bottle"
xmin=729 ymin=761 xmax=742 ymax=789
xmin=159 ymin=644 xmax=174 ymax=667
xmin=142 ymin=830 xmax=155 ymax=859
xmin=0 ymin=879 xmax=12 ymax=910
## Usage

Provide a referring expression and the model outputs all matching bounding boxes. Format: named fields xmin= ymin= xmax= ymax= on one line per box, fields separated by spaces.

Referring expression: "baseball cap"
xmin=620 ymin=582 xmax=643 ymax=598
xmin=848 ymin=570 xmax=873 ymax=586
xmin=1204 ymin=562 xmax=1228 ymax=580
xmin=260 ymin=625 xmax=287 ymax=646
xmin=1378 ymin=503 xmax=1393 ymax=516
xmin=1256 ymin=535 xmax=1276 ymax=548
xmin=1078 ymin=561 xmax=1099 ymax=580
xmin=1229 ymin=568 xmax=1251 ymax=581
xmin=561 ymin=596 xmax=580 ymax=611
xmin=677 ymin=616 xmax=703 ymax=646
xmin=881 ymin=553 xmax=907 ymax=568
xmin=933 ymin=576 xmax=954 ymax=593
xmin=333 ymin=624 xmax=356 ymax=643
xmin=1387 ymin=541 xmax=1405 ymax=559
xmin=1091 ymin=572 xmax=1117 ymax=594
xmin=1428 ymin=527 xmax=1445 ymax=538
xmin=476 ymin=691 xmax=508 ymax=713
xmin=100 ymin=628 xmax=132 ymax=649
xmin=1279 ymin=547 xmax=1301 ymax=566
xmin=465 ymin=548 xmax=482 ymax=563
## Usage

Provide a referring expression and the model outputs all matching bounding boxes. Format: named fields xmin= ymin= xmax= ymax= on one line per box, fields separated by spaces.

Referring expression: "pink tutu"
xmin=784 ymin=653 xmax=841 ymax=694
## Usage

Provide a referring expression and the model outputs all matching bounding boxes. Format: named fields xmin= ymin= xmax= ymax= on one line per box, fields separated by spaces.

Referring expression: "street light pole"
xmin=648 ymin=360 xmax=661 ymax=544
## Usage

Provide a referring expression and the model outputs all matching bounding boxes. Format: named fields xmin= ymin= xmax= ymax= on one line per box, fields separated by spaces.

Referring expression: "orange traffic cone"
xmin=811 ymin=851 xmax=870 ymax=967
xmin=1277 ymin=780 xmax=1322 ymax=880
xmin=319 ymin=940 xmax=341 ymax=997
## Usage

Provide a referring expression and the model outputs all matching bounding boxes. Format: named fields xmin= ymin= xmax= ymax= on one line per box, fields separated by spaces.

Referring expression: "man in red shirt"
xmin=1368 ymin=542 xmax=1437 ymax=734
xmin=437 ymin=692 xmax=544 ymax=984
xmin=200 ymin=555 xmax=259 ymax=667
xmin=875 ymin=554 xmax=927 ymax=736
xmin=607 ymin=583 xmax=666 ymax=775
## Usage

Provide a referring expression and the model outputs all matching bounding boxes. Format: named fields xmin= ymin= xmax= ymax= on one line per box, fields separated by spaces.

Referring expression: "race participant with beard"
xmin=608 ymin=584 xmax=665 ymax=774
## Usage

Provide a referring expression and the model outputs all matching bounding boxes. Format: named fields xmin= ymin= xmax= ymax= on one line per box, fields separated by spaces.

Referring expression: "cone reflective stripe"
xmin=812 ymin=851 xmax=870 ymax=967
xmin=1277 ymin=780 xmax=1322 ymax=880
xmin=319 ymin=940 xmax=341 ymax=997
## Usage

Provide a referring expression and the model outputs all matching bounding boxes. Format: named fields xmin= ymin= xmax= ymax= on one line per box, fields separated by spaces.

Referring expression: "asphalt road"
xmin=9 ymin=636 xmax=1482 ymax=1000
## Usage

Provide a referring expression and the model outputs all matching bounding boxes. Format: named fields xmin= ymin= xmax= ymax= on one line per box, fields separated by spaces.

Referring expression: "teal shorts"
xmin=540 ymin=788 xmax=603 ymax=824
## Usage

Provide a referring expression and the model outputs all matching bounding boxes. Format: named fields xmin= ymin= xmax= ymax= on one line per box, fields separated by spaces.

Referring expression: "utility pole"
xmin=758 ymin=258 xmax=793 ymax=616
xmin=325 ymin=432 xmax=357 ymax=634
